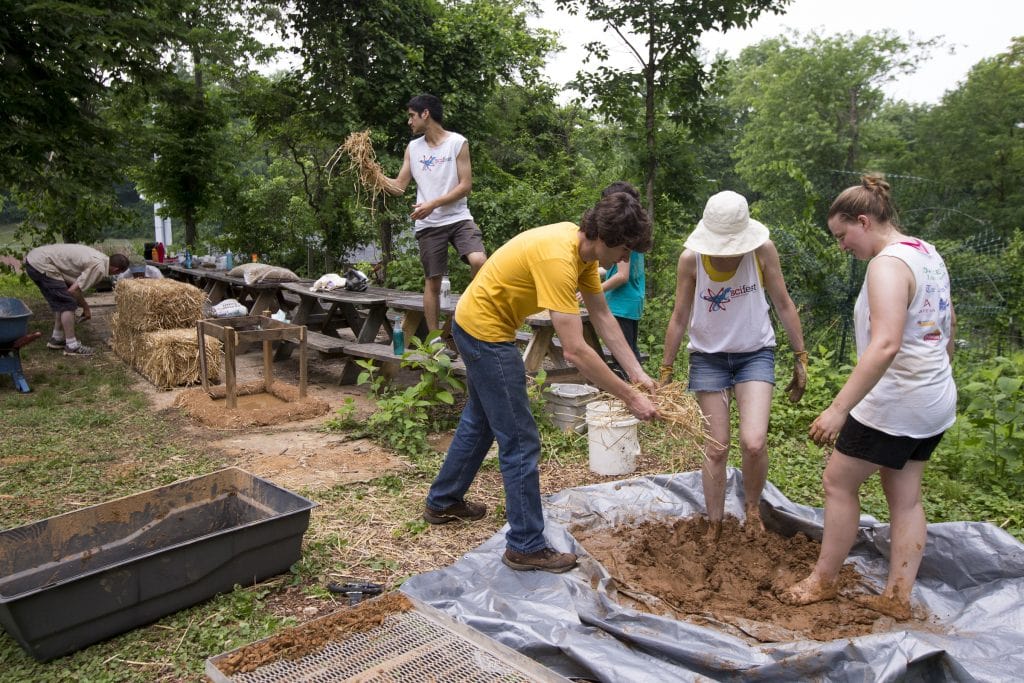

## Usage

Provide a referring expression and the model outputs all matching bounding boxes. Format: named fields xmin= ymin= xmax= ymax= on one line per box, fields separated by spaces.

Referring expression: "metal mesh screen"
xmin=209 ymin=608 xmax=549 ymax=682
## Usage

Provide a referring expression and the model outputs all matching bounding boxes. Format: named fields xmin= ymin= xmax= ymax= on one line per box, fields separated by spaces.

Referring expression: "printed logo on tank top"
xmin=418 ymin=153 xmax=452 ymax=172
xmin=898 ymin=238 xmax=930 ymax=254
xmin=700 ymin=282 xmax=760 ymax=312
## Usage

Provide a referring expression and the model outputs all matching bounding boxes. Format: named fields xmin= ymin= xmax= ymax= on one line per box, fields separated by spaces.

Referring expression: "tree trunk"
xmin=644 ymin=49 xmax=657 ymax=224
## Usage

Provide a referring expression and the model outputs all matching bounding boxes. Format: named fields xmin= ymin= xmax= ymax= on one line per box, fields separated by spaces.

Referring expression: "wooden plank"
xmin=342 ymin=342 xmax=467 ymax=375
xmin=304 ymin=330 xmax=349 ymax=355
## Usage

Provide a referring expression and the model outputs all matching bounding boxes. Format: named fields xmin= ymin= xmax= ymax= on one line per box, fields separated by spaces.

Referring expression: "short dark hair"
xmin=109 ymin=253 xmax=129 ymax=272
xmin=601 ymin=181 xmax=639 ymax=200
xmin=580 ymin=192 xmax=652 ymax=253
xmin=406 ymin=94 xmax=443 ymax=124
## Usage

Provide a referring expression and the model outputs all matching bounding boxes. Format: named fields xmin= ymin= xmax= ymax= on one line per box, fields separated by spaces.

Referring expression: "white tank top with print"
xmin=688 ymin=251 xmax=776 ymax=354
xmin=409 ymin=132 xmax=473 ymax=231
xmin=851 ymin=238 xmax=957 ymax=438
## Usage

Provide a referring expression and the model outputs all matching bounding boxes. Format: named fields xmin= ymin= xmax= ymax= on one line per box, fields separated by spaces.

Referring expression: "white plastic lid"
xmin=548 ymin=383 xmax=599 ymax=398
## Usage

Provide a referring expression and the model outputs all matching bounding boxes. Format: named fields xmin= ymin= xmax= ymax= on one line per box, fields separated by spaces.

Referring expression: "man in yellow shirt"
xmin=423 ymin=191 xmax=659 ymax=572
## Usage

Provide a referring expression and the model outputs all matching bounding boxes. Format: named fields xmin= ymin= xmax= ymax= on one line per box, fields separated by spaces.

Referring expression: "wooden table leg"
xmin=263 ymin=337 xmax=273 ymax=392
xmin=582 ymin=321 xmax=604 ymax=357
xmin=197 ymin=321 xmax=209 ymax=393
xmin=252 ymin=290 xmax=278 ymax=315
xmin=298 ymin=326 xmax=308 ymax=398
xmin=275 ymin=296 xmax=316 ymax=361
xmin=225 ymin=327 xmax=237 ymax=409
xmin=357 ymin=305 xmax=388 ymax=343
xmin=208 ymin=280 xmax=229 ymax=304
xmin=523 ymin=327 xmax=555 ymax=373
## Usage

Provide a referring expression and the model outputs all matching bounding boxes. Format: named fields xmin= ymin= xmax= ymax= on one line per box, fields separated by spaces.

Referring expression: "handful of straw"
xmin=326 ymin=130 xmax=395 ymax=208
xmin=654 ymin=381 xmax=712 ymax=446
xmin=596 ymin=381 xmax=718 ymax=454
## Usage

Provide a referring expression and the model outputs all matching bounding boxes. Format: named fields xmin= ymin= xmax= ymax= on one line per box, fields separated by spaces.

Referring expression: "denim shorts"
xmin=687 ymin=348 xmax=776 ymax=392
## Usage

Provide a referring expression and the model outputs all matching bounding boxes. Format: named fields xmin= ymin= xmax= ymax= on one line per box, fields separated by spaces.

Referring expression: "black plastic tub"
xmin=0 ymin=468 xmax=317 ymax=661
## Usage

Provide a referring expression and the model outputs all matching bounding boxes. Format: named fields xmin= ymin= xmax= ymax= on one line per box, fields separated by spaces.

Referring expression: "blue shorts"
xmin=688 ymin=348 xmax=776 ymax=392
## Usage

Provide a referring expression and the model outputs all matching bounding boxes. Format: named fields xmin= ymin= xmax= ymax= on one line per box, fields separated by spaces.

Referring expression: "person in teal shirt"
xmin=601 ymin=182 xmax=646 ymax=363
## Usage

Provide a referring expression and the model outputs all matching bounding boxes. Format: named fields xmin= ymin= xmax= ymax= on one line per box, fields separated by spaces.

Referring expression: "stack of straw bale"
xmin=111 ymin=279 xmax=221 ymax=388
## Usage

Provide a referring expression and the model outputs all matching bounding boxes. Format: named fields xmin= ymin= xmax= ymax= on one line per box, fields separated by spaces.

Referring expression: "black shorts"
xmin=836 ymin=416 xmax=945 ymax=470
xmin=24 ymin=262 xmax=77 ymax=313
xmin=415 ymin=220 xmax=484 ymax=278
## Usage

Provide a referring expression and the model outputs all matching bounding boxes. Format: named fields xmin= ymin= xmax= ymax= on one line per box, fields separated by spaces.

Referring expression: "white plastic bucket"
xmin=586 ymin=400 xmax=639 ymax=475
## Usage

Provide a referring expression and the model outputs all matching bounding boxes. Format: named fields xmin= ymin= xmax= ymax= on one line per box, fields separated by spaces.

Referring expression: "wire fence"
xmin=773 ymin=170 xmax=1021 ymax=362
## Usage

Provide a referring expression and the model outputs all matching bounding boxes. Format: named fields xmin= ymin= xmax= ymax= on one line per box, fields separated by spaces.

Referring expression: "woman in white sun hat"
xmin=661 ymin=190 xmax=807 ymax=538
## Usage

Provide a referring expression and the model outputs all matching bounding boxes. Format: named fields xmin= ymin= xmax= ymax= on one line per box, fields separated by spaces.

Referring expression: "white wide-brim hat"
xmin=684 ymin=190 xmax=769 ymax=256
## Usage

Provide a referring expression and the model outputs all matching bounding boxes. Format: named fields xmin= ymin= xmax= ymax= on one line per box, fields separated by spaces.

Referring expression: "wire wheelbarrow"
xmin=0 ymin=297 xmax=41 ymax=393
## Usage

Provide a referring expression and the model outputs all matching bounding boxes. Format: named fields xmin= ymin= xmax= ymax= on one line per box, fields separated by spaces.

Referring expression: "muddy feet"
xmin=743 ymin=506 xmax=766 ymax=537
xmin=854 ymin=593 xmax=912 ymax=621
xmin=776 ymin=575 xmax=838 ymax=606
xmin=703 ymin=519 xmax=723 ymax=543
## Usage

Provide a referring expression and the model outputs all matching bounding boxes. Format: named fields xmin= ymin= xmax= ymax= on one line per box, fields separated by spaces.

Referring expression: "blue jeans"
xmin=425 ymin=321 xmax=546 ymax=553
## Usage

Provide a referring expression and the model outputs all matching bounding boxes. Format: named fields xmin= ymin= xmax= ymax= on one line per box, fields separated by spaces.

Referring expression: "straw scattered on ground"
xmin=327 ymin=129 xmax=394 ymax=209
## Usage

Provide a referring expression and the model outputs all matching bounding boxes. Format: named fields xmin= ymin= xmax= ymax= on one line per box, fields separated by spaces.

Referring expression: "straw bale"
xmin=113 ymin=278 xmax=206 ymax=334
xmin=137 ymin=328 xmax=222 ymax=389
xmin=109 ymin=312 xmax=145 ymax=366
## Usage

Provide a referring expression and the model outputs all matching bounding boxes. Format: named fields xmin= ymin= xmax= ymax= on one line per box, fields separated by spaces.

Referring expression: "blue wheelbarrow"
xmin=0 ymin=297 xmax=41 ymax=393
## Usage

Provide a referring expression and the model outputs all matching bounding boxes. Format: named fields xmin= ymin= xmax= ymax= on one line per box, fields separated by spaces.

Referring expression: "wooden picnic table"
xmin=200 ymin=270 xmax=295 ymax=315
xmin=386 ymin=294 xmax=603 ymax=373
xmin=158 ymin=264 xmax=301 ymax=315
xmin=386 ymin=294 xmax=455 ymax=342
xmin=521 ymin=309 xmax=603 ymax=373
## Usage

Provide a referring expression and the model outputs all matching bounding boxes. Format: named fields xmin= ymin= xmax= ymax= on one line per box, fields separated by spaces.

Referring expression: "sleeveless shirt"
xmin=850 ymin=238 xmax=957 ymax=438
xmin=408 ymin=132 xmax=474 ymax=231
xmin=688 ymin=251 xmax=775 ymax=354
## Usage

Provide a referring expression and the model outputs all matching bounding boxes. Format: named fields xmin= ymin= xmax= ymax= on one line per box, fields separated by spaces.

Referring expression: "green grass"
xmin=1 ymin=285 xmax=1020 ymax=680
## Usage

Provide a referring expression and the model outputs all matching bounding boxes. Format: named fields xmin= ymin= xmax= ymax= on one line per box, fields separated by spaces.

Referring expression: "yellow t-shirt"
xmin=455 ymin=222 xmax=601 ymax=341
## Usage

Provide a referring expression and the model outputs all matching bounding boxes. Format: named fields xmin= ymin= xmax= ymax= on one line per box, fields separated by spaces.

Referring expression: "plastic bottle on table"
xmin=225 ymin=249 xmax=233 ymax=270
xmin=392 ymin=316 xmax=405 ymax=356
xmin=440 ymin=275 xmax=451 ymax=308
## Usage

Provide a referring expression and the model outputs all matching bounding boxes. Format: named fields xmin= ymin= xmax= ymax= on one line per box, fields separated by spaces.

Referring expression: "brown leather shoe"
xmin=502 ymin=547 xmax=578 ymax=573
xmin=423 ymin=499 xmax=487 ymax=525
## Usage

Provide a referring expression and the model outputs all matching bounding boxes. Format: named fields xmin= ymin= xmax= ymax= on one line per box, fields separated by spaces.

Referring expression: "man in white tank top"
xmin=384 ymin=94 xmax=487 ymax=340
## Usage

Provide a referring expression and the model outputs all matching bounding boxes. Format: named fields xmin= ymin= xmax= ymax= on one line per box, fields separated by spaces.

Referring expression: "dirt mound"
xmin=574 ymin=515 xmax=934 ymax=642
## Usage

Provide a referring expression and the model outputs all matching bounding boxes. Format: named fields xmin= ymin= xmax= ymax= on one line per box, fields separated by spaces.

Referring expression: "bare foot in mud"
xmin=777 ymin=575 xmax=838 ymax=606
xmin=704 ymin=519 xmax=723 ymax=543
xmin=854 ymin=594 xmax=912 ymax=621
xmin=744 ymin=507 xmax=766 ymax=536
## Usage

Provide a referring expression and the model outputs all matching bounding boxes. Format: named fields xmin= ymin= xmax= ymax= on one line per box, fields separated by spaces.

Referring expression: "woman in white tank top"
xmin=661 ymin=191 xmax=807 ymax=537
xmin=780 ymin=175 xmax=957 ymax=621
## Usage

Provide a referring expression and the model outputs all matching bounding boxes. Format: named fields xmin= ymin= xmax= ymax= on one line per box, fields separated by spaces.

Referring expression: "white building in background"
xmin=153 ymin=202 xmax=172 ymax=246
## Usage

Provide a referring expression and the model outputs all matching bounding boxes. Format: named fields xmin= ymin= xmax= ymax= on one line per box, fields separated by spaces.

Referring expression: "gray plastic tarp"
xmin=402 ymin=469 xmax=1024 ymax=682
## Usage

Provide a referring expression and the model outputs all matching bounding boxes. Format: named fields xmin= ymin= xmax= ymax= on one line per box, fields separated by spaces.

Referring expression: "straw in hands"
xmin=326 ymin=130 xmax=396 ymax=210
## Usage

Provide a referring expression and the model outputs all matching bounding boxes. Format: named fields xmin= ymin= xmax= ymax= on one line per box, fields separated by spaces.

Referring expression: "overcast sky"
xmin=533 ymin=0 xmax=1022 ymax=104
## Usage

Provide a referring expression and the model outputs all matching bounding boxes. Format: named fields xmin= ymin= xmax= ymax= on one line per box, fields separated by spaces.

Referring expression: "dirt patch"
xmin=214 ymin=591 xmax=413 ymax=676
xmin=211 ymin=431 xmax=409 ymax=491
xmin=173 ymin=379 xmax=330 ymax=428
xmin=573 ymin=515 xmax=936 ymax=642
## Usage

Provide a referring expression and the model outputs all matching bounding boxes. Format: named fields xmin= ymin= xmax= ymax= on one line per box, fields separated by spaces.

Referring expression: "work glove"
xmin=786 ymin=351 xmax=808 ymax=403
